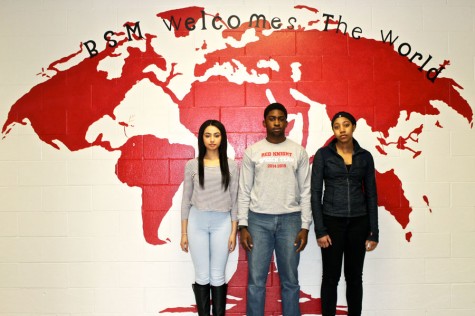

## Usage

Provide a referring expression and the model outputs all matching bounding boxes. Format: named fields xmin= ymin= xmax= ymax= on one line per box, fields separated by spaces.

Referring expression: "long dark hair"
xmin=197 ymin=120 xmax=230 ymax=190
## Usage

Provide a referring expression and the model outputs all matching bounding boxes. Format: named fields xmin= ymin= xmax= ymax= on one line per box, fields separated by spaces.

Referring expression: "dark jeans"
xmin=320 ymin=214 xmax=369 ymax=316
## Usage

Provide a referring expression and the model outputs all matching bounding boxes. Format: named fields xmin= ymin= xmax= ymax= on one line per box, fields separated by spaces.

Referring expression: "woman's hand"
xmin=180 ymin=220 xmax=189 ymax=252
xmin=317 ymin=235 xmax=332 ymax=248
xmin=180 ymin=234 xmax=188 ymax=252
xmin=365 ymin=240 xmax=378 ymax=252
xmin=228 ymin=233 xmax=237 ymax=252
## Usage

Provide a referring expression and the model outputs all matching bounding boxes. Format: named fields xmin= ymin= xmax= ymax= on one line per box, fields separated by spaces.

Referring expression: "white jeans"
xmin=188 ymin=206 xmax=231 ymax=286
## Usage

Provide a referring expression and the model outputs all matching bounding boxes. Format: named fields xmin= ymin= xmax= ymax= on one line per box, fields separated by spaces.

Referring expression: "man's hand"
xmin=294 ymin=229 xmax=309 ymax=252
xmin=239 ymin=227 xmax=253 ymax=252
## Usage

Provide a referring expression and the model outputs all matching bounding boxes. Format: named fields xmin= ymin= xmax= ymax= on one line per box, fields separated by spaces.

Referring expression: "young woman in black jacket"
xmin=311 ymin=111 xmax=379 ymax=316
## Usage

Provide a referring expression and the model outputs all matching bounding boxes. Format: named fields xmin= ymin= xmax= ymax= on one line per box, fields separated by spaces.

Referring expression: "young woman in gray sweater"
xmin=180 ymin=120 xmax=239 ymax=316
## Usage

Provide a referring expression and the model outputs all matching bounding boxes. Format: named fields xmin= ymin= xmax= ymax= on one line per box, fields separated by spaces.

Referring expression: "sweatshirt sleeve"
xmin=180 ymin=160 xmax=194 ymax=220
xmin=311 ymin=149 xmax=328 ymax=238
xmin=237 ymin=149 xmax=254 ymax=226
xmin=298 ymin=148 xmax=312 ymax=230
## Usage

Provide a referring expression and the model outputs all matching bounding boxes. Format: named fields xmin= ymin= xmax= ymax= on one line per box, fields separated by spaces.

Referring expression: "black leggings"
xmin=320 ymin=214 xmax=369 ymax=316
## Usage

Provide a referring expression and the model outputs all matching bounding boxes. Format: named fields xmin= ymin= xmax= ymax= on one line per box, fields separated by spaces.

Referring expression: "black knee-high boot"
xmin=192 ymin=283 xmax=210 ymax=316
xmin=211 ymin=284 xmax=227 ymax=316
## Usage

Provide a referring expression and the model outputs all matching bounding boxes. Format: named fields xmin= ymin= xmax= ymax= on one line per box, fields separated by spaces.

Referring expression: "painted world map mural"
xmin=1 ymin=3 xmax=473 ymax=315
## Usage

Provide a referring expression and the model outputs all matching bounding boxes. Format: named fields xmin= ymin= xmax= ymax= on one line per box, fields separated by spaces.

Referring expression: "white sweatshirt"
xmin=237 ymin=138 xmax=312 ymax=230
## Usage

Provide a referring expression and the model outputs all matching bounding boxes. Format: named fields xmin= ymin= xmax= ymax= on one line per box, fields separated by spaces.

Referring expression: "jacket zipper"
xmin=339 ymin=155 xmax=351 ymax=217
xmin=333 ymin=141 xmax=357 ymax=218
xmin=346 ymin=165 xmax=351 ymax=217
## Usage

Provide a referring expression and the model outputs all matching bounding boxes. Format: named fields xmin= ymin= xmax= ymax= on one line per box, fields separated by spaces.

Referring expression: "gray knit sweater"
xmin=181 ymin=158 xmax=239 ymax=221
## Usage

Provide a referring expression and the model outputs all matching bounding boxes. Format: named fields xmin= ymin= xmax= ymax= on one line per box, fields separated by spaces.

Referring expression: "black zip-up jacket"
xmin=311 ymin=138 xmax=379 ymax=242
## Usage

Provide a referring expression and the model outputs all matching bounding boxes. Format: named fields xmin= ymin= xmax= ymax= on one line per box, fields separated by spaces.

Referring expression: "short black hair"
xmin=331 ymin=111 xmax=356 ymax=126
xmin=264 ymin=102 xmax=287 ymax=119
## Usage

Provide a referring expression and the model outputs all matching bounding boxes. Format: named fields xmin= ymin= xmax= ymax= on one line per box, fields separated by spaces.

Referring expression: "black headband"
xmin=331 ymin=111 xmax=356 ymax=126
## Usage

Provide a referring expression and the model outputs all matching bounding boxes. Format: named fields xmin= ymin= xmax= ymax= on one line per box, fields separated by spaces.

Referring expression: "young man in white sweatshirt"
xmin=238 ymin=102 xmax=312 ymax=316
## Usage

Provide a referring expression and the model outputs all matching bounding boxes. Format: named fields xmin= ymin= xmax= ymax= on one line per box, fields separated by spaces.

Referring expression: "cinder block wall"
xmin=0 ymin=0 xmax=474 ymax=315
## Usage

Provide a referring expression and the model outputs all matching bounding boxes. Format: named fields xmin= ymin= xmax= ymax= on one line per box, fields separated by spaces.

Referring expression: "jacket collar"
xmin=328 ymin=137 xmax=363 ymax=155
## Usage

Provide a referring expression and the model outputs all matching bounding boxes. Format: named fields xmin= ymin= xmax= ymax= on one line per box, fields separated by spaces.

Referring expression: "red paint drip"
xmin=423 ymin=195 xmax=432 ymax=213
xmin=295 ymin=5 xmax=320 ymax=14
xmin=422 ymin=195 xmax=429 ymax=205
xmin=405 ymin=232 xmax=413 ymax=242
xmin=375 ymin=145 xmax=388 ymax=155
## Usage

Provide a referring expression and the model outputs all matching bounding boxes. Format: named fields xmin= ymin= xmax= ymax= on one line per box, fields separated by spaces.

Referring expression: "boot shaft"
xmin=192 ymin=283 xmax=210 ymax=316
xmin=211 ymin=284 xmax=227 ymax=316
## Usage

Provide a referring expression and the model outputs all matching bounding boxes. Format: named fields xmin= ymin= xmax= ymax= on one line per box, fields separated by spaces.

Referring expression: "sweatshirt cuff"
xmin=238 ymin=220 xmax=248 ymax=227
xmin=301 ymin=222 xmax=311 ymax=230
